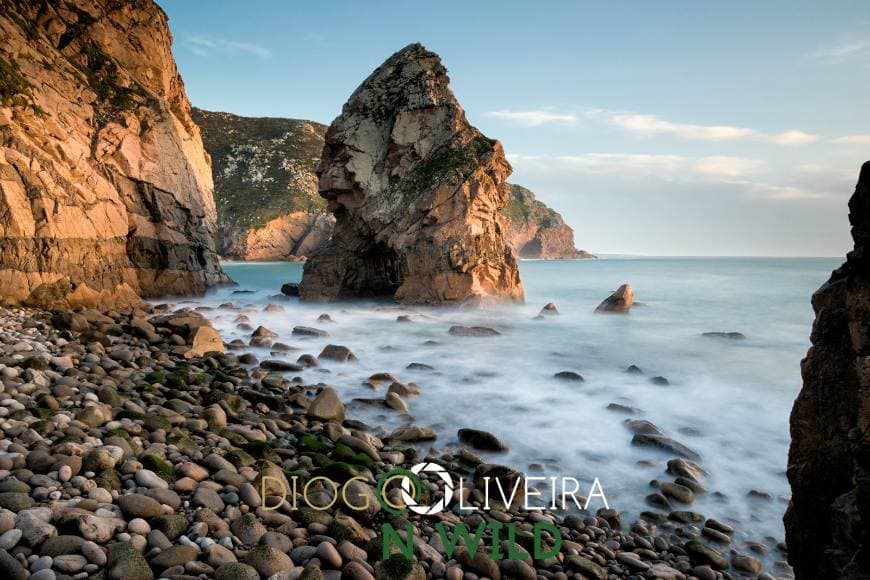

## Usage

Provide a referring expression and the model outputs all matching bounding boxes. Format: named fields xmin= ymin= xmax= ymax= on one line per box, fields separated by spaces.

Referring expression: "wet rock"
xmin=280 ymin=283 xmax=300 ymax=297
xmin=650 ymin=375 xmax=670 ymax=385
xmin=458 ymin=429 xmax=508 ymax=452
xmin=293 ymin=326 xmax=329 ymax=338
xmin=684 ymin=540 xmax=727 ymax=570
xmin=539 ymin=303 xmax=559 ymax=316
xmin=261 ymin=360 xmax=304 ymax=371
xmin=318 ymin=345 xmax=357 ymax=363
xmin=702 ymin=331 xmax=746 ymax=340
xmin=307 ymin=388 xmax=346 ymax=422
xmin=554 ymin=371 xmax=584 ymax=381
xmin=595 ymin=284 xmax=633 ymax=313
xmin=448 ymin=326 xmax=501 ymax=337
xmin=632 ymin=434 xmax=700 ymax=460
xmin=667 ymin=458 xmax=707 ymax=481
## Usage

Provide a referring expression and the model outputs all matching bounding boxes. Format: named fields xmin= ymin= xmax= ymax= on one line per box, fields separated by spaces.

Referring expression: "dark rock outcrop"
xmin=504 ymin=184 xmax=594 ymax=259
xmin=298 ymin=43 xmax=524 ymax=304
xmin=191 ymin=109 xmax=334 ymax=261
xmin=785 ymin=161 xmax=870 ymax=579
xmin=0 ymin=0 xmax=227 ymax=308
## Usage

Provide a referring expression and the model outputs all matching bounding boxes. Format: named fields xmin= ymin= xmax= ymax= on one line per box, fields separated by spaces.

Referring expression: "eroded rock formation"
xmin=191 ymin=109 xmax=334 ymax=260
xmin=0 ymin=0 xmax=227 ymax=308
xmin=785 ymin=161 xmax=870 ymax=579
xmin=299 ymin=43 xmax=523 ymax=303
xmin=505 ymin=184 xmax=594 ymax=259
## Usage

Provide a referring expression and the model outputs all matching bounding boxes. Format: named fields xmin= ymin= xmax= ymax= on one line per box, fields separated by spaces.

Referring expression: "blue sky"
xmin=159 ymin=0 xmax=870 ymax=256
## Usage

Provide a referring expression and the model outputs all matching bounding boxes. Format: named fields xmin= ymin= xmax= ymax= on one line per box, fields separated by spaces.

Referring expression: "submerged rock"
xmin=458 ymin=428 xmax=508 ymax=452
xmin=299 ymin=43 xmax=524 ymax=304
xmin=701 ymin=331 xmax=746 ymax=340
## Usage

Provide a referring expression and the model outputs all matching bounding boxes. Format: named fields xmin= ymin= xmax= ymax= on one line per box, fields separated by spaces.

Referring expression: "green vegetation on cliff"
xmin=192 ymin=108 xmax=327 ymax=230
xmin=504 ymin=184 xmax=557 ymax=229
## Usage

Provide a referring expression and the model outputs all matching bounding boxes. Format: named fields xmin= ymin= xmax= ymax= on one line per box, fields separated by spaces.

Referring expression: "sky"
xmin=159 ymin=0 xmax=870 ymax=257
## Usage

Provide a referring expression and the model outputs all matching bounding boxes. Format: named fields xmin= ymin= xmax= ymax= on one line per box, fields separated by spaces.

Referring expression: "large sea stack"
xmin=785 ymin=161 xmax=870 ymax=578
xmin=299 ymin=43 xmax=524 ymax=303
xmin=0 ymin=0 xmax=227 ymax=308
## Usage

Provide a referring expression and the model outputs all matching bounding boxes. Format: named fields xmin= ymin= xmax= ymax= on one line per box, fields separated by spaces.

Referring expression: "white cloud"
xmin=808 ymin=34 xmax=870 ymax=63
xmin=693 ymin=156 xmax=763 ymax=178
xmin=508 ymin=151 xmax=837 ymax=203
xmin=183 ymin=34 xmax=272 ymax=58
xmin=485 ymin=110 xmax=577 ymax=127
xmin=832 ymin=135 xmax=870 ymax=145
xmin=764 ymin=130 xmax=820 ymax=145
xmin=591 ymin=110 xmax=820 ymax=145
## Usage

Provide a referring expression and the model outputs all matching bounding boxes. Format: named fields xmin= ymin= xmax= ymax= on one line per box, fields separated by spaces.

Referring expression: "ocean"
xmin=175 ymin=256 xmax=840 ymax=563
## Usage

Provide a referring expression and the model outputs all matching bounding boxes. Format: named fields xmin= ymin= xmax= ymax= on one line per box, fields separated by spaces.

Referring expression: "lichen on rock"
xmin=299 ymin=43 xmax=524 ymax=304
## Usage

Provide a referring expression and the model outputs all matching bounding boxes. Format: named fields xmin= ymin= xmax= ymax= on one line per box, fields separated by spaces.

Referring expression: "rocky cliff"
xmin=0 ymin=0 xmax=227 ymax=308
xmin=299 ymin=43 xmax=524 ymax=303
xmin=190 ymin=108 xmax=333 ymax=260
xmin=505 ymin=184 xmax=594 ymax=259
xmin=195 ymin=109 xmax=587 ymax=262
xmin=785 ymin=161 xmax=870 ymax=579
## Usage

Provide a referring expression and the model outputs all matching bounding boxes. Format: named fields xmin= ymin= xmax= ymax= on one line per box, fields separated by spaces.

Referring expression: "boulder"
xmin=299 ymin=43 xmax=523 ymax=304
xmin=595 ymin=284 xmax=634 ymax=313
xmin=186 ymin=326 xmax=225 ymax=358
xmin=307 ymin=387 xmax=345 ymax=422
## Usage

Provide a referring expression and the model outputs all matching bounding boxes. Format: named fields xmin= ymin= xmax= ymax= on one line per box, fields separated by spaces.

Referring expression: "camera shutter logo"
xmin=401 ymin=462 xmax=454 ymax=515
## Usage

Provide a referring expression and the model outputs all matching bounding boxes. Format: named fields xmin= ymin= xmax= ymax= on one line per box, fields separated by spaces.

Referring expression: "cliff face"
xmin=195 ymin=109 xmax=591 ymax=263
xmin=190 ymin=108 xmax=333 ymax=261
xmin=0 ymin=0 xmax=227 ymax=308
xmin=299 ymin=44 xmax=523 ymax=303
xmin=785 ymin=161 xmax=870 ymax=579
xmin=505 ymin=184 xmax=594 ymax=259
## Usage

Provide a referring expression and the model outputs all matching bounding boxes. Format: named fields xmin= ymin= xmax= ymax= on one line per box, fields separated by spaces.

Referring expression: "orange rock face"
xmin=0 ymin=0 xmax=227 ymax=308
xmin=299 ymin=44 xmax=524 ymax=304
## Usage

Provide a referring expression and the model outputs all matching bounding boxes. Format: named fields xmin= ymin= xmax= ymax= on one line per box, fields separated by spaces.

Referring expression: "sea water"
xmin=176 ymin=257 xmax=839 ymax=560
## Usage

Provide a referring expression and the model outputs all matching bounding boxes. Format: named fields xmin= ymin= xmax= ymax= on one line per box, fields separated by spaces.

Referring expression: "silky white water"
xmin=171 ymin=257 xmax=838 ymax=562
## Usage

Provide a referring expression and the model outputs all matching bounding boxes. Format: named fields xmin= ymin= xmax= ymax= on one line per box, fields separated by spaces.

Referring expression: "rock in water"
xmin=299 ymin=43 xmax=524 ymax=304
xmin=0 ymin=0 xmax=228 ymax=309
xmin=785 ymin=161 xmax=870 ymax=579
xmin=595 ymin=284 xmax=634 ymax=313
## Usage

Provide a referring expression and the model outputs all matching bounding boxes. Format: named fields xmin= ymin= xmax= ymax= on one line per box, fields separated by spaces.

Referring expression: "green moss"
xmin=116 ymin=409 xmax=147 ymax=422
xmin=225 ymin=448 xmax=256 ymax=467
xmin=140 ymin=453 xmax=175 ymax=481
xmin=143 ymin=415 xmax=172 ymax=432
xmin=106 ymin=429 xmax=131 ymax=440
xmin=145 ymin=370 xmax=166 ymax=383
xmin=404 ymin=135 xmax=495 ymax=194
xmin=0 ymin=56 xmax=32 ymax=107
xmin=93 ymin=469 xmax=121 ymax=491
xmin=293 ymin=507 xmax=332 ymax=526
xmin=298 ymin=434 xmax=326 ymax=453
xmin=381 ymin=553 xmax=414 ymax=579
xmin=20 ymin=357 xmax=47 ymax=370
